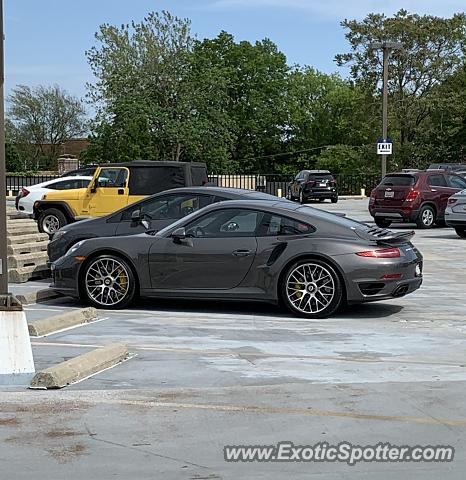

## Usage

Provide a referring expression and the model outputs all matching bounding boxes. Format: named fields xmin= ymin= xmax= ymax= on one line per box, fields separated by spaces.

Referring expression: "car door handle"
xmin=232 ymin=249 xmax=251 ymax=257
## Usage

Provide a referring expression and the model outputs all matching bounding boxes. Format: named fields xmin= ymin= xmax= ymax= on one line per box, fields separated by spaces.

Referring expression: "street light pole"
xmin=381 ymin=46 xmax=389 ymax=179
xmin=369 ymin=41 xmax=403 ymax=179
xmin=0 ymin=0 xmax=7 ymax=297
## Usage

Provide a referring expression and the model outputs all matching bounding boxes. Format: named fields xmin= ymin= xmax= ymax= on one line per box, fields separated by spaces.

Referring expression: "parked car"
xmin=47 ymin=186 xmax=292 ymax=262
xmin=428 ymin=163 xmax=466 ymax=178
xmin=33 ymin=160 xmax=208 ymax=235
xmin=445 ymin=189 xmax=466 ymax=238
xmin=287 ymin=170 xmax=338 ymax=204
xmin=369 ymin=171 xmax=466 ymax=228
xmin=15 ymin=176 xmax=92 ymax=217
xmin=50 ymin=199 xmax=423 ymax=318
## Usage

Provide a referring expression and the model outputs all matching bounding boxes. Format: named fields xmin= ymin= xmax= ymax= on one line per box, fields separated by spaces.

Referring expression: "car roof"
xmin=301 ymin=170 xmax=331 ymax=174
xmin=104 ymin=160 xmax=207 ymax=168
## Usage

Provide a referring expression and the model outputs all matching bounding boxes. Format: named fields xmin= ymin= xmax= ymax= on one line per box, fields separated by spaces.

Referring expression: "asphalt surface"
xmin=2 ymin=198 xmax=466 ymax=479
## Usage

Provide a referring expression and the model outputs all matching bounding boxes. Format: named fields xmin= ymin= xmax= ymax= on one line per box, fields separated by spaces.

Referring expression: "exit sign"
xmin=377 ymin=142 xmax=392 ymax=155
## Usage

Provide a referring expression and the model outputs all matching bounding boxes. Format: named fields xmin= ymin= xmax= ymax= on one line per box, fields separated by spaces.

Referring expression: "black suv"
xmin=287 ymin=170 xmax=338 ymax=204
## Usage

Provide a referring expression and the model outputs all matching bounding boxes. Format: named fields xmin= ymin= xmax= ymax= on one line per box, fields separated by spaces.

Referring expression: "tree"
xmin=7 ymin=85 xmax=87 ymax=169
xmin=336 ymin=10 xmax=466 ymax=167
xmin=85 ymin=11 xmax=234 ymax=170
xmin=194 ymin=32 xmax=289 ymax=172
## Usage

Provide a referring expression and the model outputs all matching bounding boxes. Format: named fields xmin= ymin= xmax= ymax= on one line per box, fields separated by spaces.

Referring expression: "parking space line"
xmin=30 ymin=341 xmax=466 ymax=368
xmin=81 ymin=398 xmax=466 ymax=427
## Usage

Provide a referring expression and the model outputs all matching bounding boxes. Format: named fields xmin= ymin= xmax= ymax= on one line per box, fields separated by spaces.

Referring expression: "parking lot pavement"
xmin=2 ymin=198 xmax=466 ymax=479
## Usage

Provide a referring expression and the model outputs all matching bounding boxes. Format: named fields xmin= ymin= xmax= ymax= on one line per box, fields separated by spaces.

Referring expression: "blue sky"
xmin=5 ymin=0 xmax=466 ymax=107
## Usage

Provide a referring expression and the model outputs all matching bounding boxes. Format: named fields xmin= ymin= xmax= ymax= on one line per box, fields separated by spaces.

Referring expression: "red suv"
xmin=369 ymin=170 xmax=466 ymax=228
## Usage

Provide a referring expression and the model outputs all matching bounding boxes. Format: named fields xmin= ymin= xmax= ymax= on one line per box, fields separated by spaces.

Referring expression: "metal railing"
xmin=6 ymin=172 xmax=381 ymax=197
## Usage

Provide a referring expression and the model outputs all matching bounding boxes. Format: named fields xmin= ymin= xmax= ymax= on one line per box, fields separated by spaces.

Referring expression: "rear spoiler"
xmin=355 ymin=227 xmax=415 ymax=245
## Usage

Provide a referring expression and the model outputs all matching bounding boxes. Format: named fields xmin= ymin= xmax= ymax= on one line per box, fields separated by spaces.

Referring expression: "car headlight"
xmin=65 ymin=241 xmax=85 ymax=257
xmin=52 ymin=230 xmax=68 ymax=241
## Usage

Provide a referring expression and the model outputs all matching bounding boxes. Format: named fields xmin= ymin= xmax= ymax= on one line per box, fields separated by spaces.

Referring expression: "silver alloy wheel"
xmin=422 ymin=208 xmax=434 ymax=226
xmin=286 ymin=262 xmax=335 ymax=314
xmin=85 ymin=257 xmax=130 ymax=307
xmin=42 ymin=214 xmax=60 ymax=234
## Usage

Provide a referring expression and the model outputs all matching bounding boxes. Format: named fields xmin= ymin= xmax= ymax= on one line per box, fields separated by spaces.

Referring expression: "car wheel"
xmin=455 ymin=228 xmax=466 ymax=238
xmin=299 ymin=190 xmax=306 ymax=204
xmin=281 ymin=259 xmax=343 ymax=318
xmin=331 ymin=196 xmax=338 ymax=204
xmin=375 ymin=218 xmax=392 ymax=228
xmin=416 ymin=205 xmax=436 ymax=229
xmin=286 ymin=188 xmax=294 ymax=201
xmin=38 ymin=208 xmax=67 ymax=236
xmin=81 ymin=255 xmax=136 ymax=309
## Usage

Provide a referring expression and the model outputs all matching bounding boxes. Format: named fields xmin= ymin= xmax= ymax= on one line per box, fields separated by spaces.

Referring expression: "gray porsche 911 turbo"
xmin=50 ymin=199 xmax=423 ymax=318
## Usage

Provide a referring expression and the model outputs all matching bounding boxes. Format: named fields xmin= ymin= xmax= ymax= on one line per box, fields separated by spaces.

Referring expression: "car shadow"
xmin=39 ymin=295 xmax=405 ymax=320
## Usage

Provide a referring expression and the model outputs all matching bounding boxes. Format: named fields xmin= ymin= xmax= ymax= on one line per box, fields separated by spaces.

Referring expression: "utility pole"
xmin=0 ymin=0 xmax=35 ymax=386
xmin=370 ymin=41 xmax=403 ymax=179
xmin=0 ymin=0 xmax=7 ymax=297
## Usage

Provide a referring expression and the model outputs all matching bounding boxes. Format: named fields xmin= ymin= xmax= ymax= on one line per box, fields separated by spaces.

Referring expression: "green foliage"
xmin=7 ymin=85 xmax=87 ymax=169
xmin=6 ymin=142 xmax=22 ymax=172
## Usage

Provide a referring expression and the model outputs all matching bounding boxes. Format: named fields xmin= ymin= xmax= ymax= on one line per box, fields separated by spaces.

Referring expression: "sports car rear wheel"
xmin=82 ymin=255 xmax=136 ymax=309
xmin=281 ymin=259 xmax=343 ymax=318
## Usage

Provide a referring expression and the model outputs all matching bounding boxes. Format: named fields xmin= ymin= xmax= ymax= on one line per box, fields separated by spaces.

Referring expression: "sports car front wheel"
xmin=281 ymin=259 xmax=343 ymax=318
xmin=81 ymin=255 xmax=136 ymax=309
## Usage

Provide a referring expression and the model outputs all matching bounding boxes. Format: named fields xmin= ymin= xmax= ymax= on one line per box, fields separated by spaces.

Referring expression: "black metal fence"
xmin=208 ymin=173 xmax=381 ymax=196
xmin=6 ymin=174 xmax=60 ymax=194
xmin=6 ymin=172 xmax=381 ymax=196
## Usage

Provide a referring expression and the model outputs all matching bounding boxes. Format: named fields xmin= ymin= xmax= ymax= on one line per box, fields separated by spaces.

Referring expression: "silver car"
xmin=445 ymin=189 xmax=466 ymax=237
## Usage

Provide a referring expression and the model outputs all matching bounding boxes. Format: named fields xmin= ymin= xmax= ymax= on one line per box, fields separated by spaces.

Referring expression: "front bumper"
xmin=445 ymin=210 xmax=466 ymax=228
xmin=49 ymin=255 xmax=82 ymax=298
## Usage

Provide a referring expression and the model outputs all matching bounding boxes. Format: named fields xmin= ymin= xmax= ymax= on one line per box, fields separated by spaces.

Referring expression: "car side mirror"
xmin=131 ymin=209 xmax=142 ymax=222
xmin=172 ymin=227 xmax=186 ymax=240
xmin=171 ymin=227 xmax=193 ymax=246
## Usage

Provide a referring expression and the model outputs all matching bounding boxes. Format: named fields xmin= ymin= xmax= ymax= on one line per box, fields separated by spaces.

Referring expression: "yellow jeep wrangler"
xmin=33 ymin=160 xmax=208 ymax=235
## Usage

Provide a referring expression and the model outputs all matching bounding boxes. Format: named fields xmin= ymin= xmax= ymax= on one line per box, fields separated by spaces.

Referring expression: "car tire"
xmin=455 ymin=228 xmax=466 ymax=238
xmin=299 ymin=190 xmax=306 ymax=204
xmin=281 ymin=259 xmax=343 ymax=319
xmin=416 ymin=205 xmax=436 ymax=229
xmin=38 ymin=208 xmax=68 ymax=236
xmin=286 ymin=188 xmax=294 ymax=201
xmin=81 ymin=254 xmax=137 ymax=309
xmin=331 ymin=196 xmax=338 ymax=204
xmin=375 ymin=218 xmax=392 ymax=228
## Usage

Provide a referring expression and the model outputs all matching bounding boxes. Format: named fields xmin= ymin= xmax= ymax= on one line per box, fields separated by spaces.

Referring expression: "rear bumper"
xmin=347 ymin=276 xmax=422 ymax=304
xmin=303 ymin=189 xmax=338 ymax=199
xmin=369 ymin=208 xmax=419 ymax=223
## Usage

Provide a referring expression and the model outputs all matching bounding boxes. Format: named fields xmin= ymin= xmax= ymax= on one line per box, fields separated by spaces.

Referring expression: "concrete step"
xmin=7 ymin=232 xmax=49 ymax=245
xmin=7 ymin=242 xmax=48 ymax=256
xmin=7 ymin=252 xmax=49 ymax=269
xmin=8 ymin=265 xmax=51 ymax=284
xmin=6 ymin=224 xmax=39 ymax=236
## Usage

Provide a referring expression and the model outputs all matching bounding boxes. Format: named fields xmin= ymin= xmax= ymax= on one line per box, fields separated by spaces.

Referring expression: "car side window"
xmin=447 ymin=175 xmax=466 ymax=189
xmin=48 ymin=179 xmax=81 ymax=190
xmin=97 ymin=168 xmax=128 ymax=188
xmin=258 ymin=214 xmax=315 ymax=236
xmin=124 ymin=194 xmax=212 ymax=221
xmin=427 ymin=175 xmax=447 ymax=187
xmin=184 ymin=208 xmax=262 ymax=238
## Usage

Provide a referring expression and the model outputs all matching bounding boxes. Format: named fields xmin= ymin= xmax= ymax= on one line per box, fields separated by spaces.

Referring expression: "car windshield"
xmin=381 ymin=175 xmax=416 ymax=187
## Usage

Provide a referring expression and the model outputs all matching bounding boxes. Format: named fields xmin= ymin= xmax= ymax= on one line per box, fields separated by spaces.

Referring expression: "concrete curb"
xmin=28 ymin=307 xmax=97 ymax=337
xmin=30 ymin=343 xmax=129 ymax=389
xmin=338 ymin=195 xmax=368 ymax=200
xmin=16 ymin=289 xmax=62 ymax=305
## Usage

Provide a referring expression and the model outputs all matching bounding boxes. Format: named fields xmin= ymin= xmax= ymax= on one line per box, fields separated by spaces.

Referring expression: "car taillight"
xmin=307 ymin=180 xmax=316 ymax=186
xmin=370 ymin=190 xmax=377 ymax=199
xmin=21 ymin=187 xmax=30 ymax=197
xmin=406 ymin=189 xmax=419 ymax=202
xmin=356 ymin=248 xmax=401 ymax=258
xmin=448 ymin=198 xmax=458 ymax=205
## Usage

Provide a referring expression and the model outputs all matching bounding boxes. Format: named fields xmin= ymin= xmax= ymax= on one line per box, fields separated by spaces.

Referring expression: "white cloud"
xmin=210 ymin=0 xmax=466 ymax=19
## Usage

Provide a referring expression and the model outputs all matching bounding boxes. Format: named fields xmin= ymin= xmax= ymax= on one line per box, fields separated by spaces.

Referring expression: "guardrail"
xmin=6 ymin=172 xmax=380 ymax=197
